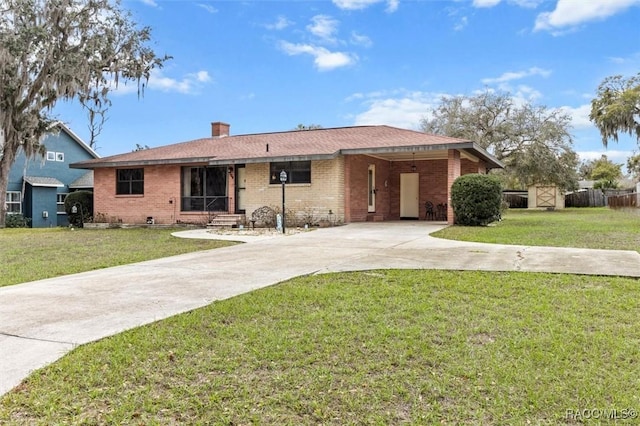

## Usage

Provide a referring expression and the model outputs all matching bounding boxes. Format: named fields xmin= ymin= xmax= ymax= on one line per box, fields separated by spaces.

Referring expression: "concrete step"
xmin=366 ymin=214 xmax=384 ymax=222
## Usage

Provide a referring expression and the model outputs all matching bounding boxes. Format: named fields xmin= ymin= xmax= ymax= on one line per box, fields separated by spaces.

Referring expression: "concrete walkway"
xmin=1 ymin=222 xmax=639 ymax=396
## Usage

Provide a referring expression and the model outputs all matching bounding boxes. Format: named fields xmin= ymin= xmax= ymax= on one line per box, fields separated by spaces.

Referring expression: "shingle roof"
xmin=24 ymin=176 xmax=64 ymax=187
xmin=70 ymin=125 xmax=503 ymax=169
xmin=69 ymin=171 xmax=94 ymax=189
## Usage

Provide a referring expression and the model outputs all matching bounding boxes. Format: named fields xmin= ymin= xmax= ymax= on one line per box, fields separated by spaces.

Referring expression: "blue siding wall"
xmin=25 ymin=186 xmax=59 ymax=228
xmin=7 ymin=126 xmax=96 ymax=227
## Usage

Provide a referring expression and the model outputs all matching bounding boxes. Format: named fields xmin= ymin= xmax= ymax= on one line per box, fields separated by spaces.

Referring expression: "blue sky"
xmin=54 ymin=0 xmax=640 ymax=168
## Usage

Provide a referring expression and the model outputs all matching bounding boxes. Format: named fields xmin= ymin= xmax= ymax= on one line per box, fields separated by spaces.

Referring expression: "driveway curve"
xmin=1 ymin=222 xmax=639 ymax=395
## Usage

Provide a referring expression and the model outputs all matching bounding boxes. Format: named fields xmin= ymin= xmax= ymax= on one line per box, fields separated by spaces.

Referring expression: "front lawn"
xmin=2 ymin=270 xmax=639 ymax=424
xmin=0 ymin=228 xmax=237 ymax=287
xmin=432 ymin=207 xmax=640 ymax=252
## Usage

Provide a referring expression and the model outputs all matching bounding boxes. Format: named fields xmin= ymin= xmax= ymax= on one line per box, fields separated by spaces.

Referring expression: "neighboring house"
xmin=7 ymin=123 xmax=99 ymax=227
xmin=70 ymin=122 xmax=503 ymax=225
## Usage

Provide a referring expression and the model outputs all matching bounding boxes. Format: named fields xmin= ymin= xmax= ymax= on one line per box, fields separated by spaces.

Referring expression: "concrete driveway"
xmin=1 ymin=222 xmax=639 ymax=396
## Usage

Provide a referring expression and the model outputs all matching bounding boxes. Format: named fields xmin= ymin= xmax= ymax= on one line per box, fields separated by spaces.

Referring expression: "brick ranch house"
xmin=70 ymin=122 xmax=503 ymax=226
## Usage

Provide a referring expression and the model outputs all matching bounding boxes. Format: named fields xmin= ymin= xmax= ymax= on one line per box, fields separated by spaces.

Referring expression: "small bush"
xmin=64 ymin=191 xmax=93 ymax=227
xmin=5 ymin=214 xmax=31 ymax=228
xmin=451 ymin=174 xmax=502 ymax=226
xmin=250 ymin=206 xmax=277 ymax=228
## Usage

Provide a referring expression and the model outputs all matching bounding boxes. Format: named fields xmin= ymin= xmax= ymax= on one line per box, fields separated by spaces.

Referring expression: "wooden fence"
xmin=608 ymin=193 xmax=638 ymax=209
xmin=502 ymin=191 xmax=528 ymax=208
xmin=565 ymin=189 xmax=607 ymax=208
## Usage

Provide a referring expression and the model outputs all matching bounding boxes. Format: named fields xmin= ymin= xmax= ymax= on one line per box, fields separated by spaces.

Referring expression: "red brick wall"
xmin=345 ymin=154 xmax=480 ymax=222
xmin=388 ymin=159 xmax=450 ymax=220
xmin=461 ymin=158 xmax=488 ymax=175
xmin=344 ymin=155 xmax=390 ymax=222
xmin=447 ymin=150 xmax=461 ymax=224
xmin=93 ymin=165 xmax=212 ymax=225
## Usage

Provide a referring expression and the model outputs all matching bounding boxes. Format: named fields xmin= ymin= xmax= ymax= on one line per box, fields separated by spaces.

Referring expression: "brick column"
xmin=344 ymin=156 xmax=352 ymax=222
xmin=447 ymin=149 xmax=461 ymax=225
xmin=227 ymin=167 xmax=235 ymax=214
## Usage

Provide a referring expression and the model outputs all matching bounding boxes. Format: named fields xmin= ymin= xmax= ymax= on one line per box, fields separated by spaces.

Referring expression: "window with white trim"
xmin=46 ymin=151 xmax=65 ymax=162
xmin=57 ymin=193 xmax=68 ymax=213
xmin=5 ymin=191 xmax=21 ymax=214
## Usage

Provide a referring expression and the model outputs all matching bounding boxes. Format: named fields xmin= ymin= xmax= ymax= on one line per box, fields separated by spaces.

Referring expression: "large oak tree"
xmin=590 ymin=73 xmax=640 ymax=148
xmin=0 ymin=0 xmax=168 ymax=227
xmin=421 ymin=91 xmax=579 ymax=191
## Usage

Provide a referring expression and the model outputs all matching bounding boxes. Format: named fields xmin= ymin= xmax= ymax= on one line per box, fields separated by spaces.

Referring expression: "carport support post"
xmin=280 ymin=170 xmax=287 ymax=234
xmin=447 ymin=149 xmax=461 ymax=225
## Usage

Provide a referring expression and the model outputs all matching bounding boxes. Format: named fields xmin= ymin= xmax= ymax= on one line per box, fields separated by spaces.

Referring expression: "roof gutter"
xmin=341 ymin=142 xmax=504 ymax=169
xmin=207 ymin=152 xmax=339 ymax=166
xmin=70 ymin=143 xmax=504 ymax=170
xmin=69 ymin=157 xmax=218 ymax=169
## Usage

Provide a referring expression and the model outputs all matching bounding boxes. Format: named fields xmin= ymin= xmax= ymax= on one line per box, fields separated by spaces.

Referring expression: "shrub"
xmin=250 ymin=206 xmax=277 ymax=228
xmin=451 ymin=174 xmax=502 ymax=226
xmin=5 ymin=214 xmax=31 ymax=228
xmin=64 ymin=191 xmax=93 ymax=227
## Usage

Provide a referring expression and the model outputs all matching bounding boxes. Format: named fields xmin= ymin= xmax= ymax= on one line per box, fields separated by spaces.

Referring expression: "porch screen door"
xmin=400 ymin=173 xmax=419 ymax=218
xmin=368 ymin=164 xmax=376 ymax=213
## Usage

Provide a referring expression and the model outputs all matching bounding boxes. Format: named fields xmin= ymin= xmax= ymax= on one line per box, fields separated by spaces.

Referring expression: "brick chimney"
xmin=211 ymin=122 xmax=230 ymax=137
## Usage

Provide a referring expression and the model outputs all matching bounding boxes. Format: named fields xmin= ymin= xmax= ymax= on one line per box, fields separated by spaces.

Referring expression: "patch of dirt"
xmin=467 ymin=333 xmax=496 ymax=345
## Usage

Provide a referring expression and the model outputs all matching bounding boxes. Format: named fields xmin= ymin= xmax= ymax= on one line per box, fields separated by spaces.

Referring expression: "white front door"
xmin=368 ymin=164 xmax=376 ymax=213
xmin=400 ymin=173 xmax=419 ymax=218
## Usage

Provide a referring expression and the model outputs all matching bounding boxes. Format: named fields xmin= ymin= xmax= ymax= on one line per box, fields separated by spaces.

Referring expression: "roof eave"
xmin=53 ymin=122 xmax=100 ymax=159
xmin=70 ymin=157 xmax=218 ymax=169
xmin=341 ymin=142 xmax=504 ymax=169
xmin=208 ymin=152 xmax=339 ymax=166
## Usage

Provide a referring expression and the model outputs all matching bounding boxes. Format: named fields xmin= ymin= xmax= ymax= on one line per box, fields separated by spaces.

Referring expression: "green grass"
xmin=432 ymin=207 xmax=640 ymax=252
xmin=0 ymin=228 xmax=237 ymax=287
xmin=2 ymin=270 xmax=640 ymax=425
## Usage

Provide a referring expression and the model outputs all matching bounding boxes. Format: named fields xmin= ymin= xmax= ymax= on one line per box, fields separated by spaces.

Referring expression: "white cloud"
xmin=279 ymin=41 xmax=356 ymax=71
xmin=193 ymin=71 xmax=211 ymax=83
xmin=307 ymin=15 xmax=339 ymax=43
xmin=607 ymin=51 xmax=640 ymax=66
xmin=473 ymin=0 xmax=501 ymax=7
xmin=265 ymin=16 xmax=293 ymax=31
xmin=386 ymin=0 xmax=399 ymax=12
xmin=559 ymin=104 xmax=593 ymax=130
xmin=535 ymin=0 xmax=640 ymax=32
xmin=347 ymin=90 xmax=446 ymax=129
xmin=454 ymin=16 xmax=469 ymax=31
xmin=510 ymin=0 xmax=544 ymax=8
xmin=481 ymin=67 xmax=552 ymax=84
xmin=197 ymin=3 xmax=218 ymax=14
xmin=148 ymin=70 xmax=211 ymax=94
xmin=113 ymin=70 xmax=211 ymax=95
xmin=472 ymin=0 xmax=554 ymax=8
xmin=333 ymin=0 xmax=399 ymax=12
xmin=577 ymin=150 xmax=633 ymax=163
xmin=140 ymin=0 xmax=158 ymax=7
xmin=350 ymin=31 xmax=373 ymax=47
xmin=513 ymin=85 xmax=543 ymax=102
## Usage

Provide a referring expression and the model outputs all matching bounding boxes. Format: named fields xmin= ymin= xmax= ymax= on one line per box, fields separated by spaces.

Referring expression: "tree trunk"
xmin=0 ymin=141 xmax=17 ymax=228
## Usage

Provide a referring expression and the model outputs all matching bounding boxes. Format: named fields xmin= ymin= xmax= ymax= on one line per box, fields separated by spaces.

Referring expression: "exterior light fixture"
xmin=279 ymin=170 xmax=287 ymax=234
xmin=411 ymin=152 xmax=417 ymax=172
